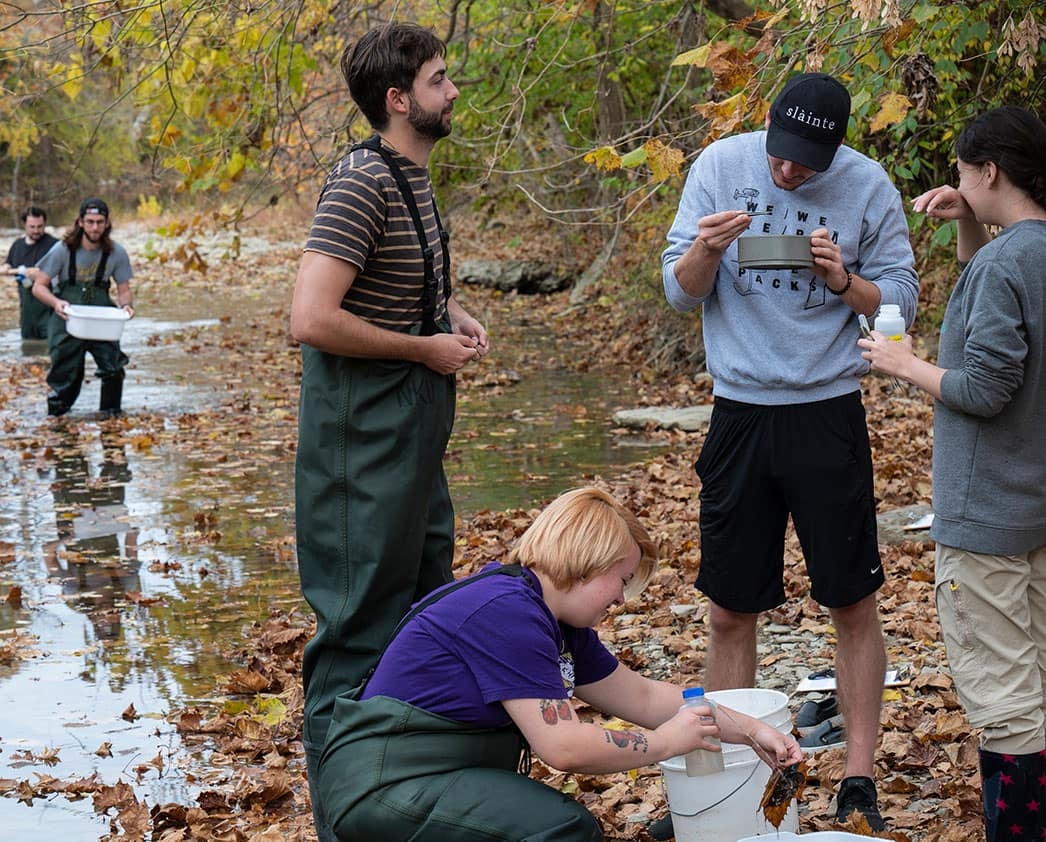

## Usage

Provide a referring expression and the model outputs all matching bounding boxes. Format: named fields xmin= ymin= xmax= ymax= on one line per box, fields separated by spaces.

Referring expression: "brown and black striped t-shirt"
xmin=304 ymin=143 xmax=448 ymax=332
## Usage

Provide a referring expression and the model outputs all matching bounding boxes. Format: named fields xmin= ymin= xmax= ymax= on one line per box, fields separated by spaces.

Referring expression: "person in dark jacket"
xmin=3 ymin=206 xmax=58 ymax=340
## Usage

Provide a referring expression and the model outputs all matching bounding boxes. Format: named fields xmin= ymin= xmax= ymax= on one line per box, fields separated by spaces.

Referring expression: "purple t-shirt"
xmin=361 ymin=564 xmax=619 ymax=727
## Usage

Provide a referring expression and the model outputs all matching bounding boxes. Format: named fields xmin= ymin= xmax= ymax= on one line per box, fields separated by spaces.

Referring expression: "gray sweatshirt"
xmin=931 ymin=220 xmax=1046 ymax=555
xmin=662 ymin=131 xmax=919 ymax=405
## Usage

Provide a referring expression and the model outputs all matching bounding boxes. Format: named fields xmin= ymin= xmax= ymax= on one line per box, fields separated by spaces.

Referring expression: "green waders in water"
xmin=18 ymin=279 xmax=52 ymax=341
xmin=295 ymin=324 xmax=458 ymax=838
xmin=319 ymin=694 xmax=603 ymax=842
xmin=47 ymin=281 xmax=127 ymax=417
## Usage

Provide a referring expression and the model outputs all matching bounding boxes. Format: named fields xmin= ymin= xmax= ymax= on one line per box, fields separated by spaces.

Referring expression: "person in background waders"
xmin=26 ymin=198 xmax=135 ymax=419
xmin=289 ymin=23 xmax=489 ymax=842
xmin=2 ymin=206 xmax=58 ymax=341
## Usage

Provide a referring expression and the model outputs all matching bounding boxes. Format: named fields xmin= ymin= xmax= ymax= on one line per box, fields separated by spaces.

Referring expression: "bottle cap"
xmin=682 ymin=687 xmax=706 ymax=700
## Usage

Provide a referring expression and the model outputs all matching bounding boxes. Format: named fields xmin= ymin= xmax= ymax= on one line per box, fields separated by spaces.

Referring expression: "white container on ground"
xmin=658 ymin=688 xmax=798 ymax=842
xmin=65 ymin=304 xmax=130 ymax=341
xmin=737 ymin=834 xmax=871 ymax=841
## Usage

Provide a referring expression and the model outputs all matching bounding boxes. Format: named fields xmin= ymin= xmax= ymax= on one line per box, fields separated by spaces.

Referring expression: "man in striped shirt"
xmin=290 ymin=22 xmax=489 ymax=842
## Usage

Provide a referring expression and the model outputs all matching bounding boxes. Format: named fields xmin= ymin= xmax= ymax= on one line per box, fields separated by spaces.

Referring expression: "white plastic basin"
xmin=65 ymin=304 xmax=130 ymax=341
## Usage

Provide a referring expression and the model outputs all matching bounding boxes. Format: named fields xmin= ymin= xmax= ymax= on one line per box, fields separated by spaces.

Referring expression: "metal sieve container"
xmin=736 ymin=235 xmax=814 ymax=270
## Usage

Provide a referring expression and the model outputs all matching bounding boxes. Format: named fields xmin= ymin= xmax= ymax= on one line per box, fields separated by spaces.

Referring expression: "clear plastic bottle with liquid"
xmin=874 ymin=304 xmax=906 ymax=341
xmin=680 ymin=687 xmax=725 ymax=776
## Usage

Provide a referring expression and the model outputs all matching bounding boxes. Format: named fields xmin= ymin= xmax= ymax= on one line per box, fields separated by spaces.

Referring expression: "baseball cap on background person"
xmin=765 ymin=72 xmax=851 ymax=172
xmin=79 ymin=198 xmax=110 ymax=218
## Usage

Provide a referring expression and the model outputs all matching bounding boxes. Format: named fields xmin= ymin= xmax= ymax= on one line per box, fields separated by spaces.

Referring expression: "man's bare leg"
xmin=704 ymin=603 xmax=759 ymax=689
xmin=829 ymin=593 xmax=886 ymax=778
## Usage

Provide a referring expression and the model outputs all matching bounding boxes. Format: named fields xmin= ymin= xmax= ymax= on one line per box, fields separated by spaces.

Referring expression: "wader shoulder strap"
xmin=352 ymin=135 xmax=450 ymax=335
xmin=65 ymin=245 xmax=111 ymax=288
xmin=356 ymin=564 xmax=529 ymax=697
xmin=400 ymin=564 xmax=527 ymax=633
xmin=356 ymin=563 xmax=537 ymax=773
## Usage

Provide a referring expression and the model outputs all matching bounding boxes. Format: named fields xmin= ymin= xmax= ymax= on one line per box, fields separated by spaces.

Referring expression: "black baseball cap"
xmin=766 ymin=73 xmax=850 ymax=172
xmin=79 ymin=198 xmax=110 ymax=218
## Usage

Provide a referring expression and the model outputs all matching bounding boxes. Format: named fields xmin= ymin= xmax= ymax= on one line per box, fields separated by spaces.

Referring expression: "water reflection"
xmin=44 ymin=429 xmax=139 ymax=645
xmin=451 ymin=366 xmax=647 ymax=514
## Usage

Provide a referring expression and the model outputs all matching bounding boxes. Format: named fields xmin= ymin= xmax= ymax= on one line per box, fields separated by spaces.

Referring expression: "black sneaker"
xmin=836 ymin=775 xmax=886 ymax=831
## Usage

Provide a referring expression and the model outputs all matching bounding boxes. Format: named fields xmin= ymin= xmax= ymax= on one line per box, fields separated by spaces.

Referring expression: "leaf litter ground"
xmin=0 ymin=212 xmax=982 ymax=841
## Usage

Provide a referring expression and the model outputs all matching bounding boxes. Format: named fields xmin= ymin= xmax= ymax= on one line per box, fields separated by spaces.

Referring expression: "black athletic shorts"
xmin=695 ymin=391 xmax=883 ymax=612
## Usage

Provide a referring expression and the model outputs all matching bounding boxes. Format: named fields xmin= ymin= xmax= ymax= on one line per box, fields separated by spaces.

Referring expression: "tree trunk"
xmin=592 ymin=0 xmax=627 ymax=141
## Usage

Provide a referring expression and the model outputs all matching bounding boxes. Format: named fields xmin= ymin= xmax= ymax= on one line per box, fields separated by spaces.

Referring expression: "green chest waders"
xmin=18 ymin=282 xmax=51 ymax=341
xmin=297 ymin=347 xmax=457 ymax=744
xmin=317 ymin=568 xmax=603 ymax=842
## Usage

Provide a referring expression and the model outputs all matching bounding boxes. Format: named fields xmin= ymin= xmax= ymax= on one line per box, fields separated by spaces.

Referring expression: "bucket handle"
xmin=661 ymin=761 xmax=760 ymax=819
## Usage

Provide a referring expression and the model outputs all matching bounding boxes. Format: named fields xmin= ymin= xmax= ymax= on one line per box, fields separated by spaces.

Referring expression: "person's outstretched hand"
xmin=911 ymin=185 xmax=973 ymax=220
xmin=748 ymin=722 xmax=804 ymax=769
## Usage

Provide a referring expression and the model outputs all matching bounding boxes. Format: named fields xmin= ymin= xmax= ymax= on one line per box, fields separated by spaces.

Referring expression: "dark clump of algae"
xmin=0 ymin=303 xmax=666 ymax=839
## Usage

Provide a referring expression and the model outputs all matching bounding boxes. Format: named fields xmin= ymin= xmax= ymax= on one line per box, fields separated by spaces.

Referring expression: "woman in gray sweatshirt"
xmin=860 ymin=105 xmax=1046 ymax=842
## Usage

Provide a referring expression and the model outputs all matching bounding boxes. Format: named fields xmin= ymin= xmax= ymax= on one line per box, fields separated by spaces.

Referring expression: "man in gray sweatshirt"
xmin=661 ymin=72 xmax=918 ymax=832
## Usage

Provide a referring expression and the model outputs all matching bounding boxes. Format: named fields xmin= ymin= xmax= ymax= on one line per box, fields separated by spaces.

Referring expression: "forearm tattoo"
xmin=539 ymin=699 xmax=574 ymax=725
xmin=535 ymin=701 xmax=647 ymax=753
xmin=604 ymin=729 xmax=649 ymax=753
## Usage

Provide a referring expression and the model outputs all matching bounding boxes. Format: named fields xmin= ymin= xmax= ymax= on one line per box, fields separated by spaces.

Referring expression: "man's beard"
xmin=407 ymin=96 xmax=451 ymax=141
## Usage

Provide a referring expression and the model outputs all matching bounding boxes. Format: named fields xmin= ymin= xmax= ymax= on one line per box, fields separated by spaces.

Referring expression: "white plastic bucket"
xmin=658 ymin=688 xmax=799 ymax=842
xmin=65 ymin=304 xmax=129 ymax=341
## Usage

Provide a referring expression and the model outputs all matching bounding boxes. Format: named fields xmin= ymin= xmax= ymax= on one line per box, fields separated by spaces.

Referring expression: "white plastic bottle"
xmin=874 ymin=304 xmax=906 ymax=341
xmin=681 ymin=687 xmax=725 ymax=776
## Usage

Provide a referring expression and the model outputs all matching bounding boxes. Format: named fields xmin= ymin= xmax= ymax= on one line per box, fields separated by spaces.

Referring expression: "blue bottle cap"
xmin=682 ymin=687 xmax=706 ymax=700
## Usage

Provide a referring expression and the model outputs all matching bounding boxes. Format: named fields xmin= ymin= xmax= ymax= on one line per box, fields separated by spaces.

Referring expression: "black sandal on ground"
xmin=797 ymin=716 xmax=847 ymax=751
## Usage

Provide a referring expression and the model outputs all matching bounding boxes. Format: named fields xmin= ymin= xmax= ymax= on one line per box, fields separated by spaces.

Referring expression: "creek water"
xmin=0 ymin=283 xmax=667 ymax=839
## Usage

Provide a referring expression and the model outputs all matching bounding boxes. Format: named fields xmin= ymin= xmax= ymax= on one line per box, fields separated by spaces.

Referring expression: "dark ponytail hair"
xmin=956 ymin=106 xmax=1046 ymax=210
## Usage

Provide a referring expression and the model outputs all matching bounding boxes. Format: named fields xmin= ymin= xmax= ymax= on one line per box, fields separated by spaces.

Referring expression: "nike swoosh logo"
xmin=870 ymin=566 xmax=882 ymax=575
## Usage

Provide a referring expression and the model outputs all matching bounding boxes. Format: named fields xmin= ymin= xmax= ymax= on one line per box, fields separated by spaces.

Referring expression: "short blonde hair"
xmin=508 ymin=487 xmax=657 ymax=599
